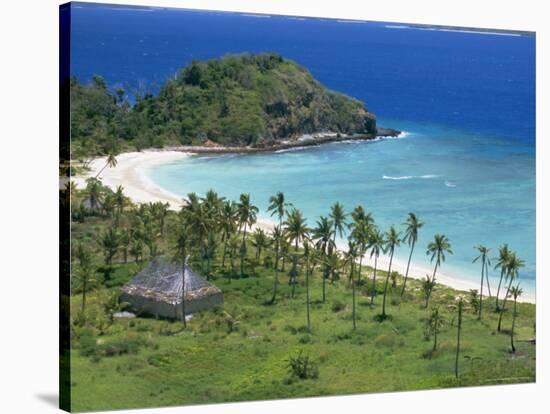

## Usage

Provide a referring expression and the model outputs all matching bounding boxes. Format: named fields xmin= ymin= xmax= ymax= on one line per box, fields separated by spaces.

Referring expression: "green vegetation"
xmin=69 ymin=53 xmax=377 ymax=163
xmin=65 ymin=181 xmax=535 ymax=412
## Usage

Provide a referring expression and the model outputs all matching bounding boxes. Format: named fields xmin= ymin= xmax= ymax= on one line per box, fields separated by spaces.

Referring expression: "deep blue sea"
xmin=70 ymin=3 xmax=536 ymax=295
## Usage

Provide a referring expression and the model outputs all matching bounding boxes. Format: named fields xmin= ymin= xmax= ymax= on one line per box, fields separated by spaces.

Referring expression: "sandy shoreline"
xmin=75 ymin=150 xmax=535 ymax=304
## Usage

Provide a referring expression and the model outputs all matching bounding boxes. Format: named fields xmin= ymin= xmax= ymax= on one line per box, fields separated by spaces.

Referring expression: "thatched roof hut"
xmin=120 ymin=258 xmax=223 ymax=319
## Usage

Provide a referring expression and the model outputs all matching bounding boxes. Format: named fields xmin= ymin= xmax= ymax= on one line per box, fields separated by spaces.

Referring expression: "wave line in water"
xmin=382 ymin=174 xmax=440 ymax=180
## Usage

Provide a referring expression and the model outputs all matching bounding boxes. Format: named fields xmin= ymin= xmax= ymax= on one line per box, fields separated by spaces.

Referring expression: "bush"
xmin=374 ymin=334 xmax=396 ymax=348
xmin=79 ymin=328 xmax=97 ymax=357
xmin=286 ymin=351 xmax=319 ymax=380
xmin=331 ymin=300 xmax=345 ymax=312
xmin=298 ymin=334 xmax=312 ymax=344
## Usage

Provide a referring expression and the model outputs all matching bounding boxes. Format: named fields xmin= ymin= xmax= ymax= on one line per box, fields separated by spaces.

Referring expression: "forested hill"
xmin=70 ymin=53 xmax=377 ymax=157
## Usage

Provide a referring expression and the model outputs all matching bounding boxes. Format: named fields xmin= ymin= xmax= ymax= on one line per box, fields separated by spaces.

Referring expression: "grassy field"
xmin=69 ymin=216 xmax=535 ymax=412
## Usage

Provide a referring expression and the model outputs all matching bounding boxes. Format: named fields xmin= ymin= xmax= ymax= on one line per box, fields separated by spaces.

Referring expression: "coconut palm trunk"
xmin=240 ymin=225 xmax=247 ymax=277
xmin=352 ymin=277 xmax=357 ymax=330
xmin=306 ymin=259 xmax=311 ymax=331
xmin=357 ymin=254 xmax=363 ymax=283
xmin=495 ymin=268 xmax=505 ymax=311
xmin=401 ymin=241 xmax=415 ymax=297
xmin=478 ymin=261 xmax=484 ymax=320
xmin=381 ymin=252 xmax=394 ymax=318
xmin=181 ymin=261 xmax=187 ymax=328
xmin=455 ymin=299 xmax=463 ymax=378
xmin=497 ymin=277 xmax=514 ymax=332
xmin=511 ymin=296 xmax=518 ymax=352
xmin=371 ymin=256 xmax=378 ymax=305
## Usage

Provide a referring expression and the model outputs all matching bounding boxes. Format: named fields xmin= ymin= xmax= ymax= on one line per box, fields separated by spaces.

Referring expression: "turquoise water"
xmin=70 ymin=4 xmax=536 ymax=295
xmin=149 ymin=118 xmax=535 ymax=295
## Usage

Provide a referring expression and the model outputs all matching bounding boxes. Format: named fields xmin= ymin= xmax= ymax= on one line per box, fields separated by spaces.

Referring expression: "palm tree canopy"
xmin=329 ymin=202 xmax=347 ymax=237
xmin=509 ymin=285 xmax=523 ymax=300
xmin=284 ymin=208 xmax=309 ymax=248
xmin=402 ymin=212 xmax=424 ymax=246
xmin=494 ymin=243 xmax=511 ymax=272
xmin=426 ymin=234 xmax=453 ymax=266
xmin=368 ymin=227 xmax=385 ymax=259
xmin=267 ymin=191 xmax=292 ymax=221
xmin=312 ymin=216 xmax=335 ymax=253
xmin=384 ymin=225 xmax=402 ymax=255
xmin=506 ymin=253 xmax=525 ymax=281
xmin=473 ymin=245 xmax=491 ymax=265
xmin=237 ymin=193 xmax=259 ymax=228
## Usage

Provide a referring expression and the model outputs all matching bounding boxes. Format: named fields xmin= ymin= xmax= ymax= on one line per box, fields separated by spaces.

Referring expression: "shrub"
xmin=79 ymin=328 xmax=97 ymax=357
xmin=374 ymin=334 xmax=396 ymax=348
xmin=286 ymin=351 xmax=319 ymax=380
xmin=298 ymin=334 xmax=312 ymax=344
xmin=331 ymin=300 xmax=345 ymax=312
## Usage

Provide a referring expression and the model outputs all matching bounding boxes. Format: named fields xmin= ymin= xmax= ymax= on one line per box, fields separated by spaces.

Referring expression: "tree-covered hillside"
xmin=69 ymin=53 xmax=377 ymax=158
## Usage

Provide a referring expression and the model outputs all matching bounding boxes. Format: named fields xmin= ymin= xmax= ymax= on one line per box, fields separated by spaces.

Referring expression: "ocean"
xmin=70 ymin=3 xmax=536 ymax=294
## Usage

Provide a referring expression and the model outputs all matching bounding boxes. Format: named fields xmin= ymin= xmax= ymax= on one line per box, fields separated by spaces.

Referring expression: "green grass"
xmin=69 ymin=249 xmax=535 ymax=412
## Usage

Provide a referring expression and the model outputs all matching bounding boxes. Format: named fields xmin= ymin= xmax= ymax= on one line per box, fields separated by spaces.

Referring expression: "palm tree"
xmin=268 ymin=191 xmax=292 ymax=228
xmin=494 ymin=244 xmax=511 ymax=311
xmin=129 ymin=238 xmax=143 ymax=263
xmin=381 ymin=226 xmax=401 ymax=318
xmin=95 ymin=152 xmax=118 ymax=179
xmin=151 ymin=201 xmax=170 ymax=236
xmin=509 ymin=285 xmax=523 ymax=352
xmin=204 ymin=230 xmax=217 ymax=280
xmin=220 ymin=201 xmax=238 ymax=269
xmin=98 ymin=228 xmax=120 ymax=265
xmin=85 ymin=177 xmax=103 ymax=212
xmin=75 ymin=243 xmax=93 ymax=316
xmin=473 ymin=245 xmax=491 ymax=320
xmin=271 ymin=225 xmax=284 ymax=271
xmin=268 ymin=192 xmax=292 ymax=274
xmin=284 ymin=208 xmax=309 ymax=251
xmin=455 ymin=296 xmax=464 ymax=379
xmin=113 ymin=185 xmax=127 ymax=226
xmin=312 ymin=216 xmax=335 ymax=302
xmin=425 ymin=234 xmax=453 ymax=307
xmin=237 ymin=193 xmax=258 ymax=277
xmin=269 ymin=226 xmax=284 ymax=304
xmin=329 ymin=202 xmax=347 ymax=248
xmin=344 ymin=240 xmax=359 ymax=330
xmin=349 ymin=208 xmax=373 ymax=283
xmin=303 ymin=240 xmax=315 ymax=331
xmin=174 ymin=222 xmax=190 ymax=327
xmin=497 ymin=253 xmax=524 ymax=332
xmin=368 ymin=227 xmax=385 ymax=305
xmin=227 ymin=235 xmax=240 ymax=282
xmin=426 ymin=307 xmax=444 ymax=355
xmin=119 ymin=228 xmax=130 ymax=263
xmin=401 ymin=213 xmax=424 ymax=297
xmin=251 ymin=228 xmax=270 ymax=261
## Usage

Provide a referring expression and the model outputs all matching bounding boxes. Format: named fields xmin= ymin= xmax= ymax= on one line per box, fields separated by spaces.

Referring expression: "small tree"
xmin=425 ymin=307 xmax=445 ymax=356
xmin=421 ymin=275 xmax=436 ymax=308
xmin=468 ymin=289 xmax=480 ymax=314
xmin=286 ymin=350 xmax=319 ymax=380
xmin=98 ymin=228 xmax=121 ymax=265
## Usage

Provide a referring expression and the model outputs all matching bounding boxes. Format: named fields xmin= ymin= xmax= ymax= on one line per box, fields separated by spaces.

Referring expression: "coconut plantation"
xmin=62 ymin=179 xmax=535 ymax=412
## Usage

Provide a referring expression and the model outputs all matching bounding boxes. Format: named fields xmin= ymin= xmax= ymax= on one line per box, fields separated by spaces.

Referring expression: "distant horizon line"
xmin=64 ymin=2 xmax=535 ymax=37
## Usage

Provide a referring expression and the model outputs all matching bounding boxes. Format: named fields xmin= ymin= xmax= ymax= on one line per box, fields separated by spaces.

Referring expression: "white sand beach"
xmin=75 ymin=150 xmax=535 ymax=303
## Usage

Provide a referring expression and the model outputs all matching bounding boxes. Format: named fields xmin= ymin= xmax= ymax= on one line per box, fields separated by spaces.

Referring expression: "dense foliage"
xmin=69 ymin=53 xmax=377 ymax=159
xmin=64 ymin=178 xmax=534 ymax=411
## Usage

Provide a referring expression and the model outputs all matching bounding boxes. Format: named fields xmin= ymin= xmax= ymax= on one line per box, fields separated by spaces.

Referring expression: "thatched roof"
xmin=121 ymin=258 xmax=221 ymax=304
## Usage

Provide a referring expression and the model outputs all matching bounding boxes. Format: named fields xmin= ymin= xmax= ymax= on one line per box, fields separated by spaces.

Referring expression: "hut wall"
xmin=175 ymin=292 xmax=224 ymax=319
xmin=120 ymin=292 xmax=178 ymax=319
xmin=120 ymin=291 xmax=223 ymax=320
